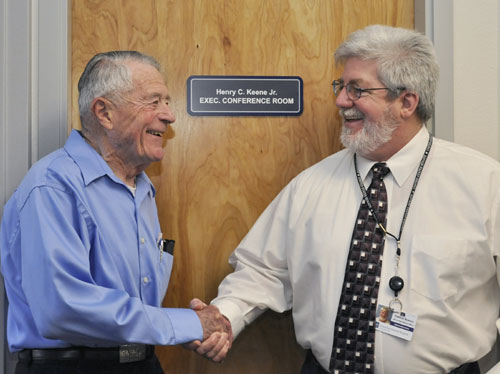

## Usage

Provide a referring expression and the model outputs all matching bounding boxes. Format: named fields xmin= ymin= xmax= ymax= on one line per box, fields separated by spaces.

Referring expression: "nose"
xmin=158 ymin=102 xmax=176 ymax=124
xmin=335 ymin=86 xmax=353 ymax=109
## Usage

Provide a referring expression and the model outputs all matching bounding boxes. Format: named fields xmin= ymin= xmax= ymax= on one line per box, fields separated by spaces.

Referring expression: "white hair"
xmin=77 ymin=51 xmax=161 ymax=128
xmin=334 ymin=25 xmax=439 ymax=123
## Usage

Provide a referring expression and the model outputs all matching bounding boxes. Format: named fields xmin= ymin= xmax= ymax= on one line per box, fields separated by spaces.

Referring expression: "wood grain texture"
xmin=71 ymin=1 xmax=413 ymax=372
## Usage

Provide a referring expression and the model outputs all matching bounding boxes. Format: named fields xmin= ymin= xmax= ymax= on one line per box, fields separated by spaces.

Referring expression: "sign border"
xmin=186 ymin=75 xmax=303 ymax=116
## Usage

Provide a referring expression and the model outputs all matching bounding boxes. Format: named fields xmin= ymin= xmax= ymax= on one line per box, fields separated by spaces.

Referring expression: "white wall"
xmin=418 ymin=0 xmax=500 ymax=159
xmin=453 ymin=0 xmax=499 ymax=158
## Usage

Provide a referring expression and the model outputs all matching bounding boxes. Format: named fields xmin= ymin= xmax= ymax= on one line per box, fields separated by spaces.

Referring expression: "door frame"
xmin=0 ymin=0 xmax=69 ymax=372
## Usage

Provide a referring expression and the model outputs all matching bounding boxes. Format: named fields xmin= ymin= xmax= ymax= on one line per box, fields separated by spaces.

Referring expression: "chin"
xmin=343 ymin=120 xmax=364 ymax=133
xmin=151 ymin=154 xmax=164 ymax=162
xmin=341 ymin=129 xmax=363 ymax=152
xmin=341 ymin=114 xmax=399 ymax=156
xmin=146 ymin=146 xmax=165 ymax=161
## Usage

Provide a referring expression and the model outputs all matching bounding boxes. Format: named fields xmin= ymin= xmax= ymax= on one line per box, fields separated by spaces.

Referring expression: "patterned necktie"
xmin=329 ymin=163 xmax=390 ymax=374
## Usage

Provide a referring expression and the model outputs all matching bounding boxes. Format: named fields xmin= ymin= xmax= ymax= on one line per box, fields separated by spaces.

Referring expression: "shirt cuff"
xmin=164 ymin=308 xmax=203 ymax=344
xmin=211 ymin=300 xmax=245 ymax=338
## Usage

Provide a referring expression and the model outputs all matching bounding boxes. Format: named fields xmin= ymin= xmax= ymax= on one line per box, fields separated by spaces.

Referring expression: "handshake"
xmin=184 ymin=298 xmax=233 ymax=363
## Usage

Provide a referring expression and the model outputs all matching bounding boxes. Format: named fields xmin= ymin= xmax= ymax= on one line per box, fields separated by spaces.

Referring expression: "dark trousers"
xmin=15 ymin=354 xmax=165 ymax=374
xmin=300 ymin=350 xmax=481 ymax=374
xmin=300 ymin=351 xmax=330 ymax=374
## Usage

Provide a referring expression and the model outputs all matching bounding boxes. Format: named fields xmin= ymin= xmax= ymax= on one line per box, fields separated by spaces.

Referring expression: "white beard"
xmin=340 ymin=107 xmax=400 ymax=157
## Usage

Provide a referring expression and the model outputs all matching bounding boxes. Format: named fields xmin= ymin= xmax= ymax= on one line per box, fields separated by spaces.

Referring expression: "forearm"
xmin=27 ymin=278 xmax=203 ymax=346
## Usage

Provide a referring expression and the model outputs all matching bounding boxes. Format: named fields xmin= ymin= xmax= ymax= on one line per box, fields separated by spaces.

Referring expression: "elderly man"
xmin=0 ymin=51 xmax=230 ymax=374
xmin=191 ymin=25 xmax=500 ymax=374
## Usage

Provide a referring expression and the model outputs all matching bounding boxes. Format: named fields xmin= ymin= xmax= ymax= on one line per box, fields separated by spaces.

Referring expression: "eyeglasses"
xmin=332 ymin=80 xmax=403 ymax=101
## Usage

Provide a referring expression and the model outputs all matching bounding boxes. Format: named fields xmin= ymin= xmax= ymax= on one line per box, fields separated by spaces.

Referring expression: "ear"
xmin=399 ymin=91 xmax=419 ymax=119
xmin=90 ymin=97 xmax=114 ymax=130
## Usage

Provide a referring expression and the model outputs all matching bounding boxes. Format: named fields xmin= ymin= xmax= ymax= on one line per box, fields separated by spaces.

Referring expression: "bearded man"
xmin=189 ymin=25 xmax=500 ymax=374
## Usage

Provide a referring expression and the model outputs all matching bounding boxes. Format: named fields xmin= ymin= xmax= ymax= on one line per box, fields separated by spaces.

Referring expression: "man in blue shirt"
xmin=0 ymin=51 xmax=231 ymax=374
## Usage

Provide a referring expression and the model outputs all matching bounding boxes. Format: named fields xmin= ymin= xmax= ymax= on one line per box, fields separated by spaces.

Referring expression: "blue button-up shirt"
xmin=0 ymin=130 xmax=202 ymax=352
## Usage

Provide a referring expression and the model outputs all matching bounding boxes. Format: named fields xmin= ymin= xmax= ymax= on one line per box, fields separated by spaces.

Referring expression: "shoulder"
xmin=13 ymin=148 xmax=83 ymax=210
xmin=294 ymin=148 xmax=352 ymax=183
xmin=432 ymin=137 xmax=500 ymax=172
xmin=429 ymin=138 xmax=500 ymax=197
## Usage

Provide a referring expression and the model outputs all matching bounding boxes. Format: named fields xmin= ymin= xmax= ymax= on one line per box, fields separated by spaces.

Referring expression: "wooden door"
xmin=71 ymin=1 xmax=413 ymax=372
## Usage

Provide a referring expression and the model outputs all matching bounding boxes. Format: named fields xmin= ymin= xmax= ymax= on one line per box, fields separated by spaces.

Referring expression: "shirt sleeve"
xmin=19 ymin=185 xmax=202 ymax=346
xmin=211 ymin=183 xmax=295 ymax=338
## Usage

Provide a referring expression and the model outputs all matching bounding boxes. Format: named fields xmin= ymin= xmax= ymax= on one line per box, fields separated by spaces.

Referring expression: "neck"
xmin=101 ymin=149 xmax=146 ymax=186
xmin=106 ymin=156 xmax=141 ymax=186
xmin=80 ymin=129 xmax=143 ymax=186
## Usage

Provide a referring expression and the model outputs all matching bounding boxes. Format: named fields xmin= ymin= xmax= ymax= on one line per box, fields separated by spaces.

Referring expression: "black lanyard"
xmin=353 ymin=133 xmax=433 ymax=298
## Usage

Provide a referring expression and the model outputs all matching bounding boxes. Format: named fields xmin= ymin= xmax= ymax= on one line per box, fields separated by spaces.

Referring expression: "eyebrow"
xmin=343 ymin=78 xmax=363 ymax=85
xmin=144 ymin=92 xmax=171 ymax=101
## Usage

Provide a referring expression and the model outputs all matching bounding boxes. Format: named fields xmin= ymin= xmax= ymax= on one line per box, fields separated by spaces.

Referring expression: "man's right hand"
xmin=194 ymin=299 xmax=232 ymax=341
xmin=183 ymin=298 xmax=233 ymax=362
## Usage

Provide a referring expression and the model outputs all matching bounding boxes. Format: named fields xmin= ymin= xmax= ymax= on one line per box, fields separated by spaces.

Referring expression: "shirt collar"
xmin=64 ymin=130 xmax=156 ymax=197
xmin=355 ymin=126 xmax=431 ymax=187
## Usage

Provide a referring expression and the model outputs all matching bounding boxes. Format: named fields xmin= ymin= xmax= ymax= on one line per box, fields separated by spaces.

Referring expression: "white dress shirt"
xmin=212 ymin=126 xmax=500 ymax=374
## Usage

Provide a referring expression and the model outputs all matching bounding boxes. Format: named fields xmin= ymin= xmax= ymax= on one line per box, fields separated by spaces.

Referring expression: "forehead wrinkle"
xmin=129 ymin=63 xmax=166 ymax=89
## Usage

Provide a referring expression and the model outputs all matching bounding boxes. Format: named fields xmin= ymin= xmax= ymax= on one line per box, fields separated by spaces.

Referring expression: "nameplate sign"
xmin=187 ymin=76 xmax=303 ymax=116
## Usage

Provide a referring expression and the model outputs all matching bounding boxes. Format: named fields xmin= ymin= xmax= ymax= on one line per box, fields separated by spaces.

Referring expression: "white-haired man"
xmin=0 ymin=51 xmax=231 ymax=374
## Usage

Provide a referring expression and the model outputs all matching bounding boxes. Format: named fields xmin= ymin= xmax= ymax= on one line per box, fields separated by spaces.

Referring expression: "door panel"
xmin=71 ymin=1 xmax=413 ymax=372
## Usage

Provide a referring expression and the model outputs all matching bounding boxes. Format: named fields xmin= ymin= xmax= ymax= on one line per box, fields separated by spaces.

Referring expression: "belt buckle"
xmin=119 ymin=344 xmax=146 ymax=363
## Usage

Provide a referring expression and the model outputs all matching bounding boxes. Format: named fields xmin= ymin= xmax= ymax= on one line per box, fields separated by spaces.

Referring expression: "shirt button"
xmin=140 ymin=238 xmax=145 ymax=244
xmin=143 ymin=277 xmax=149 ymax=283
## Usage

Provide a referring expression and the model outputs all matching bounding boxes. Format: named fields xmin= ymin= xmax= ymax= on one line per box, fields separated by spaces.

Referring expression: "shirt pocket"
xmin=158 ymin=252 xmax=174 ymax=293
xmin=409 ymin=236 xmax=469 ymax=302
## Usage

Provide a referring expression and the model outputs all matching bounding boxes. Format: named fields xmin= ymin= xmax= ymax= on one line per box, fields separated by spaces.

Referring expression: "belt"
xmin=449 ymin=361 xmax=480 ymax=374
xmin=18 ymin=344 xmax=154 ymax=364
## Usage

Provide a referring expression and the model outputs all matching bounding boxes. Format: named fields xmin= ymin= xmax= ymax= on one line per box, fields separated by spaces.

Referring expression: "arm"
xmin=18 ymin=186 xmax=202 ymax=346
xmin=188 ymin=183 xmax=297 ymax=359
xmin=212 ymin=184 xmax=296 ymax=335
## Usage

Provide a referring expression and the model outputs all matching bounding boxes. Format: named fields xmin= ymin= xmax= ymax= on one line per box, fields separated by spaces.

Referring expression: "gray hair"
xmin=78 ymin=51 xmax=161 ymax=127
xmin=334 ymin=25 xmax=439 ymax=123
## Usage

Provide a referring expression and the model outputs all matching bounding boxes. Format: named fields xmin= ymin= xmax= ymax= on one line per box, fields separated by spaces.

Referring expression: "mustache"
xmin=339 ymin=108 xmax=364 ymax=119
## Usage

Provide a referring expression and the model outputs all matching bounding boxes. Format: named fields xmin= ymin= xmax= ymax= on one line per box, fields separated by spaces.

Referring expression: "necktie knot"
xmin=371 ymin=163 xmax=390 ymax=182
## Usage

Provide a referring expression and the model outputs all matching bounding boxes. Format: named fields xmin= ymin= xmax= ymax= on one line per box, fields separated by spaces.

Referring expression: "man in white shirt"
xmin=188 ymin=25 xmax=500 ymax=374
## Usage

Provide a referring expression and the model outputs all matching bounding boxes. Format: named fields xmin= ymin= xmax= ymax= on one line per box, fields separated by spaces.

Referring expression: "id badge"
xmin=375 ymin=304 xmax=417 ymax=341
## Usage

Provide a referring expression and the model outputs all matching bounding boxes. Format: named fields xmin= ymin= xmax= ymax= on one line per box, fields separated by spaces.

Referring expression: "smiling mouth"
xmin=344 ymin=117 xmax=363 ymax=122
xmin=340 ymin=108 xmax=364 ymax=123
xmin=146 ymin=130 xmax=163 ymax=137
